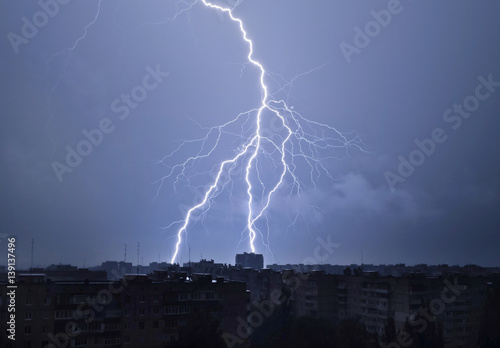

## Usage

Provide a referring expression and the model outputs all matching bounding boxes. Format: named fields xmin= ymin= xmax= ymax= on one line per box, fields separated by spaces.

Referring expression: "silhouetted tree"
xmin=382 ymin=317 xmax=396 ymax=344
xmin=477 ymin=284 xmax=500 ymax=347
xmin=172 ymin=308 xmax=226 ymax=348
xmin=263 ymin=316 xmax=375 ymax=348
xmin=248 ymin=286 xmax=293 ymax=347
xmin=399 ymin=303 xmax=443 ymax=348
xmin=265 ymin=316 xmax=338 ymax=348
xmin=337 ymin=319 xmax=371 ymax=348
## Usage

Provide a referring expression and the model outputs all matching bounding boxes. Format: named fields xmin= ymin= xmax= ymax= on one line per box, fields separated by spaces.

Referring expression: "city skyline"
xmin=6 ymin=249 xmax=500 ymax=271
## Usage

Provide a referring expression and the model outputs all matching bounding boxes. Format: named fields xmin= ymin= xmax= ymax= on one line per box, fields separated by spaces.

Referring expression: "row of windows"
xmin=55 ymin=310 xmax=73 ymax=319
xmin=24 ymin=296 xmax=51 ymax=305
xmin=165 ymin=306 xmax=190 ymax=315
xmin=123 ymin=305 xmax=188 ymax=317
xmin=179 ymin=292 xmax=222 ymax=301
xmin=21 ymin=325 xmax=53 ymax=334
xmin=21 ymin=294 xmax=111 ymax=306
xmin=127 ymin=293 xmax=220 ymax=302
xmin=363 ymin=283 xmax=389 ymax=290
xmin=24 ymin=293 xmax=168 ymax=306
xmin=362 ymin=291 xmax=389 ymax=298
xmin=76 ymin=322 xmax=104 ymax=332
xmin=25 ymin=337 xmax=125 ymax=348
xmin=39 ymin=292 xmax=226 ymax=305
xmin=25 ymin=304 xmax=192 ymax=322
xmin=104 ymin=337 xmax=121 ymax=345
xmin=361 ymin=307 xmax=388 ymax=316
xmin=73 ymin=337 xmax=88 ymax=347
xmin=104 ymin=323 xmax=120 ymax=331
xmin=105 ymin=309 xmax=121 ymax=317
xmin=21 ymin=321 xmax=101 ymax=333
xmin=72 ymin=294 xmax=109 ymax=304
xmin=360 ymin=299 xmax=387 ymax=307
xmin=24 ymin=310 xmax=90 ymax=321
xmin=126 ymin=294 xmax=161 ymax=303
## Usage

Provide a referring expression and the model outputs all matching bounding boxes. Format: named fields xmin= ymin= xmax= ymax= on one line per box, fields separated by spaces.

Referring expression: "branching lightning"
xmin=42 ymin=0 xmax=365 ymax=263
xmin=158 ymin=0 xmax=366 ymax=264
xmin=45 ymin=0 xmax=103 ymax=114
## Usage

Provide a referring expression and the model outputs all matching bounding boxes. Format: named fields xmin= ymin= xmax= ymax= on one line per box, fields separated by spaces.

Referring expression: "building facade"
xmin=0 ymin=273 xmax=247 ymax=348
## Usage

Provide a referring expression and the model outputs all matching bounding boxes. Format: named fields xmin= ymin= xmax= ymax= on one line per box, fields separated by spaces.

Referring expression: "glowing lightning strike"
xmin=161 ymin=0 xmax=366 ymax=264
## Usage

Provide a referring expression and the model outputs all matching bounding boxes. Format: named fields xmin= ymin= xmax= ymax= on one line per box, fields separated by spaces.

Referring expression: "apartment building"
xmin=0 ymin=272 xmax=247 ymax=348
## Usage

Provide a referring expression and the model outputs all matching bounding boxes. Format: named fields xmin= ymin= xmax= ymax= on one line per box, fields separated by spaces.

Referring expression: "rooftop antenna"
xmin=30 ymin=238 xmax=34 ymax=275
xmin=124 ymin=244 xmax=127 ymax=262
xmin=361 ymin=249 xmax=364 ymax=271
xmin=137 ymin=242 xmax=140 ymax=274
xmin=83 ymin=257 xmax=86 ymax=268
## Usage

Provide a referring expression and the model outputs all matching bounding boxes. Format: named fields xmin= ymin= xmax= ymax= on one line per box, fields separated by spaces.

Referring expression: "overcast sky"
xmin=1 ymin=0 xmax=500 ymax=269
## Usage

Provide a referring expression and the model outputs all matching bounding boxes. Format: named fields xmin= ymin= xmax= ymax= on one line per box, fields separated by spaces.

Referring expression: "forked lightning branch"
xmin=35 ymin=0 xmax=364 ymax=264
xmin=159 ymin=0 xmax=365 ymax=264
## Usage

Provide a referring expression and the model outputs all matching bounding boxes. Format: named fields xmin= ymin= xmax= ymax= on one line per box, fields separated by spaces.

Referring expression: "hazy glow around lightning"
xmin=162 ymin=0 xmax=366 ymax=264
xmin=169 ymin=0 xmax=268 ymax=262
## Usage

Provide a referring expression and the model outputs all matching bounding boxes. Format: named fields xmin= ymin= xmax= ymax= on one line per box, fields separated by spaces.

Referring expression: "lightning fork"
xmin=162 ymin=0 xmax=365 ymax=263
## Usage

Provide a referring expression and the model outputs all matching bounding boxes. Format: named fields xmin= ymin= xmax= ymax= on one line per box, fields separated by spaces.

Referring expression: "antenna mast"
xmin=137 ymin=242 xmax=140 ymax=274
xmin=30 ymin=238 xmax=34 ymax=274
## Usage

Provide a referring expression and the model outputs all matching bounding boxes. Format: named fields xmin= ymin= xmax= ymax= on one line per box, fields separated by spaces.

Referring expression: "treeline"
xmin=253 ymin=316 xmax=379 ymax=348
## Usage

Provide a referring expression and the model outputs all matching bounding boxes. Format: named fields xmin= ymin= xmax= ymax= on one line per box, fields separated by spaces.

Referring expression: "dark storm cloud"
xmin=1 ymin=0 xmax=499 ymax=268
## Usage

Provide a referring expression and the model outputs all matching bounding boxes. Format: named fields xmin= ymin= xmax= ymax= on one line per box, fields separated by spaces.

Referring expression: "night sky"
xmin=1 ymin=0 xmax=500 ymax=269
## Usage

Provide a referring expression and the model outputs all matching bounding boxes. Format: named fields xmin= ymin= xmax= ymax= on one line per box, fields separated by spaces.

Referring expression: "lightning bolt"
xmin=159 ymin=0 xmax=367 ymax=264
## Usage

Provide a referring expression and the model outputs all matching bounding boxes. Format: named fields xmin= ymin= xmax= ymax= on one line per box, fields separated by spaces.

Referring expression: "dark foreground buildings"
xmin=0 ymin=272 xmax=247 ymax=348
xmin=1 ymin=264 xmax=499 ymax=348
